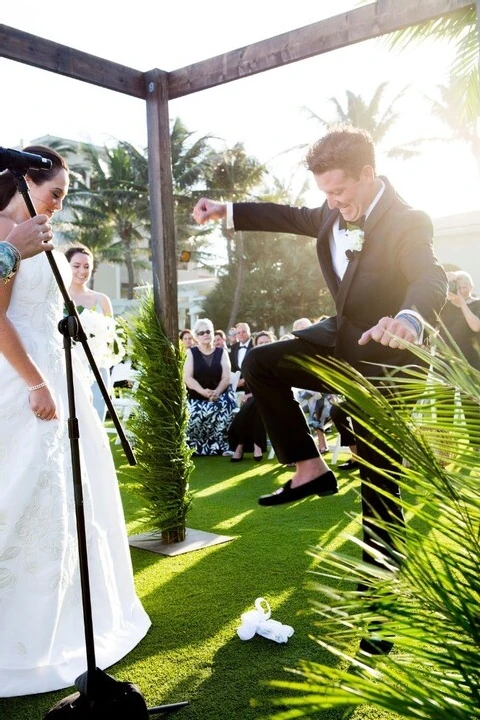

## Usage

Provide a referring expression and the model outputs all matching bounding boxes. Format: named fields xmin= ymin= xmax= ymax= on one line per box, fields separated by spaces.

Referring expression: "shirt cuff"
xmin=226 ymin=202 xmax=234 ymax=229
xmin=395 ymin=309 xmax=424 ymax=344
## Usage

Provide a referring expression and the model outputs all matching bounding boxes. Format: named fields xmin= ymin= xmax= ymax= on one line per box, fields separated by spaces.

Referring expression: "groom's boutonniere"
xmin=345 ymin=223 xmax=365 ymax=254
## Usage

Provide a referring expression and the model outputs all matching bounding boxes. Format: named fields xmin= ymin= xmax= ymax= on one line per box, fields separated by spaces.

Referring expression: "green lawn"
xmin=0 ymin=434 xmax=402 ymax=720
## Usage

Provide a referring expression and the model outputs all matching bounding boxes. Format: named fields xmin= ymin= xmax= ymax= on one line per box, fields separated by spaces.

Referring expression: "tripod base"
xmin=148 ymin=702 xmax=189 ymax=716
xmin=43 ymin=668 xmax=188 ymax=718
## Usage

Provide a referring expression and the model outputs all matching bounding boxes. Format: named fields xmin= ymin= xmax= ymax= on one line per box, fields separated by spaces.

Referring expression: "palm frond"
xmin=265 ymin=336 xmax=480 ymax=718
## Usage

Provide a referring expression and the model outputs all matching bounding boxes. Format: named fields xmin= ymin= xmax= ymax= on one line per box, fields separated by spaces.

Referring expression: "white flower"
xmin=345 ymin=227 xmax=365 ymax=253
xmin=76 ymin=307 xmax=126 ymax=376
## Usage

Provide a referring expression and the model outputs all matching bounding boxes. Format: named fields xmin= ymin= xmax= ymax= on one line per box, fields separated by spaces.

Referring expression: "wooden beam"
xmin=168 ymin=0 xmax=473 ymax=98
xmin=145 ymin=69 xmax=179 ymax=343
xmin=1 ymin=1 xmax=473 ymax=101
xmin=0 ymin=24 xmax=146 ymax=98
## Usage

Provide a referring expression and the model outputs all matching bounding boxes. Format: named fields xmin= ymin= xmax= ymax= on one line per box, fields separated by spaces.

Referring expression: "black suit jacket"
xmin=233 ymin=177 xmax=447 ymax=376
xmin=230 ymin=339 xmax=254 ymax=377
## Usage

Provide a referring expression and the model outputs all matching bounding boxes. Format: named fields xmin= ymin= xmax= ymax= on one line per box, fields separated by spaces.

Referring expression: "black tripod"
xmin=8 ymin=164 xmax=188 ymax=718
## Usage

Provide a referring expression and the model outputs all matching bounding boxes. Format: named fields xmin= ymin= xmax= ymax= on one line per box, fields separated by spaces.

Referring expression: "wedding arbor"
xmin=0 ymin=0 xmax=475 ymax=341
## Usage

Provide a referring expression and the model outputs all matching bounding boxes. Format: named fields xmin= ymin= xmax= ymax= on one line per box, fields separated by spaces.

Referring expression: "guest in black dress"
xmin=229 ymin=331 xmax=275 ymax=463
xmin=184 ymin=318 xmax=237 ymax=455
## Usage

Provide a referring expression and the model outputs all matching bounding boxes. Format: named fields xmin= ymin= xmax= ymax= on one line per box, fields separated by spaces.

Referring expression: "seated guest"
xmin=230 ymin=322 xmax=254 ymax=391
xmin=184 ymin=318 xmax=237 ymax=455
xmin=292 ymin=317 xmax=312 ymax=331
xmin=229 ymin=331 xmax=274 ymax=462
xmin=180 ymin=328 xmax=195 ymax=349
xmin=300 ymin=390 xmax=332 ymax=454
xmin=214 ymin=329 xmax=227 ymax=349
xmin=227 ymin=327 xmax=238 ymax=349
xmin=329 ymin=399 xmax=358 ymax=470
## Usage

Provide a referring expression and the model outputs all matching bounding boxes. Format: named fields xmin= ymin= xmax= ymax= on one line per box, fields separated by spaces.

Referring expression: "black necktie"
xmin=339 ymin=214 xmax=365 ymax=231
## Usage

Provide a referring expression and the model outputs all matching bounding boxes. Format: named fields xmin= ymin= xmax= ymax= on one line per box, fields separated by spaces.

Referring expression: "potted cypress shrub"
xmin=123 ymin=290 xmax=193 ymax=544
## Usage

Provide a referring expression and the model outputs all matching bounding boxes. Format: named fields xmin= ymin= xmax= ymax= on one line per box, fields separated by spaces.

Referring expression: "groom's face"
xmin=314 ymin=166 xmax=375 ymax=224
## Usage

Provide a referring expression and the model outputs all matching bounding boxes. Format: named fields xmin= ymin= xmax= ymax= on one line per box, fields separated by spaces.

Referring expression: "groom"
xmin=193 ymin=126 xmax=447 ymax=615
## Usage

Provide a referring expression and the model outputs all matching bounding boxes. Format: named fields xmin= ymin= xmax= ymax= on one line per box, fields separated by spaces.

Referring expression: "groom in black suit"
xmin=193 ymin=126 xmax=447 ymax=647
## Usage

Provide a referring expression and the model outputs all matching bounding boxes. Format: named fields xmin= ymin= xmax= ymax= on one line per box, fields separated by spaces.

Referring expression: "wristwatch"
xmin=1 ymin=242 xmax=21 ymax=284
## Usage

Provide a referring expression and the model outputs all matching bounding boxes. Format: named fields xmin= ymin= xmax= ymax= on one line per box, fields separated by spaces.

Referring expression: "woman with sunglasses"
xmin=184 ymin=317 xmax=237 ymax=455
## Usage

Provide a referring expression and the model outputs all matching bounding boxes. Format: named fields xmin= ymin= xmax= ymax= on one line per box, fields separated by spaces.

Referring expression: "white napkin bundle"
xmin=237 ymin=598 xmax=294 ymax=643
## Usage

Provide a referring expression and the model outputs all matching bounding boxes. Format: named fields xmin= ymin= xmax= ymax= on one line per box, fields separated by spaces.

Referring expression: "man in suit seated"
xmin=193 ymin=126 xmax=447 ymax=651
xmin=229 ymin=322 xmax=254 ymax=392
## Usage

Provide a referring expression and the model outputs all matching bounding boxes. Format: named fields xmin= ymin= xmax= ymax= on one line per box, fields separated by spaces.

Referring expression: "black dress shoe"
xmin=230 ymin=454 xmax=243 ymax=463
xmin=337 ymin=458 xmax=358 ymax=470
xmin=258 ymin=470 xmax=338 ymax=506
xmin=359 ymin=637 xmax=394 ymax=656
xmin=253 ymin=454 xmax=263 ymax=462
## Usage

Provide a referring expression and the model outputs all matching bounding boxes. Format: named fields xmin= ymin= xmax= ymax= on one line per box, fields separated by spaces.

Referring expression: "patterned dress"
xmin=186 ymin=346 xmax=237 ymax=455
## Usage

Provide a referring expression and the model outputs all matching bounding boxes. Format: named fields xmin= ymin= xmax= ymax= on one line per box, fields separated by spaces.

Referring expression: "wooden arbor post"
xmin=145 ymin=68 xmax=179 ymax=344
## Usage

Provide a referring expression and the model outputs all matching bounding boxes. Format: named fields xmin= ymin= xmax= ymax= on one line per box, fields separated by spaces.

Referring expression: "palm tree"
xmin=67 ymin=141 xmax=151 ymax=298
xmin=169 ymin=117 xmax=218 ymax=267
xmin=420 ymin=75 xmax=480 ymax=177
xmin=385 ymin=5 xmax=478 ymax=123
xmin=202 ymin=142 xmax=266 ymax=328
xmin=301 ymin=82 xmax=419 ymax=159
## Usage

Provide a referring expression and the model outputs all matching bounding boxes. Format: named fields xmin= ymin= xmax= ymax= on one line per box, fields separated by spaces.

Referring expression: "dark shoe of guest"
xmin=337 ymin=458 xmax=358 ymax=470
xmin=359 ymin=636 xmax=394 ymax=656
xmin=258 ymin=470 xmax=338 ymax=506
xmin=230 ymin=454 xmax=244 ymax=463
xmin=253 ymin=453 xmax=263 ymax=462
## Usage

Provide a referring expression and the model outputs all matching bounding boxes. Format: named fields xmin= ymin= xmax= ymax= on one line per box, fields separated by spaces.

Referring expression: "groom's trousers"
xmin=242 ymin=337 xmax=404 ymax=566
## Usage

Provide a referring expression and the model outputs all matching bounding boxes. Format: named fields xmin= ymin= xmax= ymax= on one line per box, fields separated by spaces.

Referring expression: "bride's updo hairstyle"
xmin=0 ymin=145 xmax=69 ymax=210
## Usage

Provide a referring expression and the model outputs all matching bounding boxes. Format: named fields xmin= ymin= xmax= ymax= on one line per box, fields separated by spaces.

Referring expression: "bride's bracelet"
xmin=27 ymin=381 xmax=47 ymax=392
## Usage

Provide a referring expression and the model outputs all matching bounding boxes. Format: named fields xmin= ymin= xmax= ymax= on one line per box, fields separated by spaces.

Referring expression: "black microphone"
xmin=0 ymin=147 xmax=53 ymax=172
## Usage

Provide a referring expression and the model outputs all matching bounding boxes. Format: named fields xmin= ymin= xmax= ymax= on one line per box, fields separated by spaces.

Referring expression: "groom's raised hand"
xmin=193 ymin=198 xmax=227 ymax=225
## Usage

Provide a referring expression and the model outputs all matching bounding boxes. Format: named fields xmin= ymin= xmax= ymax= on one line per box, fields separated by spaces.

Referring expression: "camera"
xmin=448 ymin=279 xmax=458 ymax=294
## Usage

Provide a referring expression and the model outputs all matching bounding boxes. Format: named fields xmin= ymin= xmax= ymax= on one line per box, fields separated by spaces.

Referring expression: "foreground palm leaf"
xmin=265 ymin=336 xmax=480 ymax=719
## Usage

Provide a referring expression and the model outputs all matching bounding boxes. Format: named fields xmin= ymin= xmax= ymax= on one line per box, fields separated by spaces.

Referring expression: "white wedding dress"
xmin=0 ymin=251 xmax=151 ymax=697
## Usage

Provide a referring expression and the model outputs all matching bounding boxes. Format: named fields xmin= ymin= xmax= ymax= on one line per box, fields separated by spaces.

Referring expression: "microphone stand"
xmin=11 ymin=169 xmax=187 ymax=718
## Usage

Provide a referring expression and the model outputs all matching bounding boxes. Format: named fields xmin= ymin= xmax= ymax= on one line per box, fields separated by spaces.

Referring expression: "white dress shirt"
xmin=237 ymin=343 xmax=249 ymax=368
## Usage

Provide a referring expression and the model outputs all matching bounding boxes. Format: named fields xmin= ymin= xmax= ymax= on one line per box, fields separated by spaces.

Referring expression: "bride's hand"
xmin=29 ymin=385 xmax=58 ymax=420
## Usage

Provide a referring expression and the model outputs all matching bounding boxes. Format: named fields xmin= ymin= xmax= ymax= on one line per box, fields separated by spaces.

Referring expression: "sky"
xmin=2 ymin=0 xmax=478 ymax=222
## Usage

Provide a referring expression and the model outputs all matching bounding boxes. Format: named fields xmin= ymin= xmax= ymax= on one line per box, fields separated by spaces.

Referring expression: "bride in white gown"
xmin=0 ymin=146 xmax=151 ymax=697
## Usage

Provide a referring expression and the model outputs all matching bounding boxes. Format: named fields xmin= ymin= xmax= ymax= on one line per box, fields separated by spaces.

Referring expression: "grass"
xmin=0 ymin=432 xmax=403 ymax=720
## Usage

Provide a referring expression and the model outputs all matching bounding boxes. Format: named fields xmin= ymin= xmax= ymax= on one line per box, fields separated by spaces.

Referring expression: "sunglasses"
xmin=197 ymin=329 xmax=211 ymax=336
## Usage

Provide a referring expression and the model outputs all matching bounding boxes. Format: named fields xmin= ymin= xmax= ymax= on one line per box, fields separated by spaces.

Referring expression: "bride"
xmin=0 ymin=146 xmax=150 ymax=697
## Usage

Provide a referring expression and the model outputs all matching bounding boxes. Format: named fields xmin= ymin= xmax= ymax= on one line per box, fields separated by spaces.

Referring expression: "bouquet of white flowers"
xmin=75 ymin=306 xmax=126 ymax=376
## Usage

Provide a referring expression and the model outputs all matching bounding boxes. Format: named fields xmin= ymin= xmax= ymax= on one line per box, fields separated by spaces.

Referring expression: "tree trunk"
xmin=123 ymin=243 xmax=136 ymax=300
xmin=227 ymin=231 xmax=245 ymax=329
xmin=162 ymin=525 xmax=186 ymax=544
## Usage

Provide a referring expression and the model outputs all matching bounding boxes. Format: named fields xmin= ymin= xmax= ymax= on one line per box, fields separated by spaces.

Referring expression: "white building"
xmin=432 ymin=210 xmax=480 ymax=290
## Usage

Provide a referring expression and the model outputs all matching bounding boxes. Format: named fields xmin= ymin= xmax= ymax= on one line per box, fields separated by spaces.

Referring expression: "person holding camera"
xmin=437 ymin=270 xmax=480 ymax=447
xmin=439 ymin=270 xmax=480 ymax=369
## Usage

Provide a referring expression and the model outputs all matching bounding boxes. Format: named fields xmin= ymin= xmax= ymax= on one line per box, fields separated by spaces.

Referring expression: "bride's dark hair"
xmin=0 ymin=145 xmax=68 ymax=210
